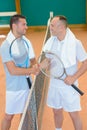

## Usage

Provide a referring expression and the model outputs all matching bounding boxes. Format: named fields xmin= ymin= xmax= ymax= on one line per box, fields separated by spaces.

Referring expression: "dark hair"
xmin=53 ymin=15 xmax=68 ymax=27
xmin=10 ymin=14 xmax=26 ymax=29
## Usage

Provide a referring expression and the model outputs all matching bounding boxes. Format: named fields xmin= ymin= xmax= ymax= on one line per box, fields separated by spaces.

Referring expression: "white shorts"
xmin=6 ymin=90 xmax=29 ymax=114
xmin=47 ymin=85 xmax=81 ymax=112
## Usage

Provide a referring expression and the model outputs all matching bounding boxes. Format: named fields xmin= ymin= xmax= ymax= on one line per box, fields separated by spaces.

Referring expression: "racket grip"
xmin=71 ymin=84 xmax=84 ymax=96
xmin=26 ymin=77 xmax=32 ymax=89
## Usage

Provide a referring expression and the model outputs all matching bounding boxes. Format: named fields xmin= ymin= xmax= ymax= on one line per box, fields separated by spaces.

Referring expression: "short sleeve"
xmin=0 ymin=41 xmax=13 ymax=63
xmin=76 ymin=40 xmax=87 ymax=62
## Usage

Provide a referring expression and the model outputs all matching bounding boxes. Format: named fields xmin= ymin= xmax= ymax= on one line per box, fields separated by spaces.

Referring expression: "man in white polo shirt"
xmin=43 ymin=15 xmax=87 ymax=130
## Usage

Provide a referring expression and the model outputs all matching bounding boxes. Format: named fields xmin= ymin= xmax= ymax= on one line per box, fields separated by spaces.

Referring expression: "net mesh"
xmin=18 ymin=17 xmax=52 ymax=130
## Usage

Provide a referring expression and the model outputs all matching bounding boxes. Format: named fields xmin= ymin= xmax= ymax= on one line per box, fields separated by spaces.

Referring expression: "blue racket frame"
xmin=9 ymin=37 xmax=32 ymax=89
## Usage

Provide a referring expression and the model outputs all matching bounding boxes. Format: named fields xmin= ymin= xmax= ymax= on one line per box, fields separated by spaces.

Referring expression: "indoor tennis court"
xmin=0 ymin=0 xmax=87 ymax=130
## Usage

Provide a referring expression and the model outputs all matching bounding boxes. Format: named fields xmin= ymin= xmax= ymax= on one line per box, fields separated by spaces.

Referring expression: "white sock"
xmin=56 ymin=128 xmax=62 ymax=130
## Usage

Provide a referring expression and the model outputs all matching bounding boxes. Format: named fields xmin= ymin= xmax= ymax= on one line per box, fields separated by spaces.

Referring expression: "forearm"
xmin=5 ymin=61 xmax=38 ymax=76
xmin=73 ymin=59 xmax=87 ymax=80
xmin=9 ymin=66 xmax=33 ymax=75
xmin=64 ymin=59 xmax=87 ymax=85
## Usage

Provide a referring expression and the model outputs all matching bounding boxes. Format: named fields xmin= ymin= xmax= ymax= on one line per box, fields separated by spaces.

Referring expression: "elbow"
xmin=7 ymin=66 xmax=17 ymax=75
xmin=84 ymin=59 xmax=87 ymax=66
xmin=8 ymin=69 xmax=16 ymax=75
xmin=6 ymin=61 xmax=19 ymax=75
xmin=82 ymin=59 xmax=87 ymax=70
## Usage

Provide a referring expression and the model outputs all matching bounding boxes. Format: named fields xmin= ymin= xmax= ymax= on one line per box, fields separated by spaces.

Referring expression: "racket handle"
xmin=26 ymin=77 xmax=32 ymax=89
xmin=71 ymin=84 xmax=84 ymax=96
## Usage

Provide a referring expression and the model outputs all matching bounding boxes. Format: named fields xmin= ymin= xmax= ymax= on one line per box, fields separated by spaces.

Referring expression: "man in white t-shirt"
xmin=0 ymin=14 xmax=39 ymax=130
xmin=43 ymin=15 xmax=87 ymax=130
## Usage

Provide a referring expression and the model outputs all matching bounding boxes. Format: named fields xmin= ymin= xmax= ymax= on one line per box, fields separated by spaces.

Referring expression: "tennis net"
xmin=18 ymin=15 xmax=52 ymax=130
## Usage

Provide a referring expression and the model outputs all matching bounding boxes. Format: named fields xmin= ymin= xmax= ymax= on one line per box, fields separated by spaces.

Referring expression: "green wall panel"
xmin=0 ymin=0 xmax=16 ymax=11
xmin=20 ymin=0 xmax=86 ymax=26
xmin=0 ymin=0 xmax=86 ymax=26
xmin=0 ymin=0 xmax=16 ymax=25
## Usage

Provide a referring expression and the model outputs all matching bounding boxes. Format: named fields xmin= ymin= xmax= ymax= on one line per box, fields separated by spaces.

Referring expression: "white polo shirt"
xmin=43 ymin=36 xmax=87 ymax=89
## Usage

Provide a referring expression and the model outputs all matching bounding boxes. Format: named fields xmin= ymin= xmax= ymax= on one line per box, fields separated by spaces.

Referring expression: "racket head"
xmin=38 ymin=51 xmax=65 ymax=79
xmin=9 ymin=37 xmax=29 ymax=67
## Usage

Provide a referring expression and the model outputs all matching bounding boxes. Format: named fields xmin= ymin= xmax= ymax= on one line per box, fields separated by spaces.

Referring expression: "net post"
xmin=47 ymin=11 xmax=53 ymax=27
xmin=50 ymin=11 xmax=53 ymax=18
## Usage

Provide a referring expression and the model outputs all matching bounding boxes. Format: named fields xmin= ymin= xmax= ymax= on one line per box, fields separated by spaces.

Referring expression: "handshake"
xmin=31 ymin=58 xmax=50 ymax=75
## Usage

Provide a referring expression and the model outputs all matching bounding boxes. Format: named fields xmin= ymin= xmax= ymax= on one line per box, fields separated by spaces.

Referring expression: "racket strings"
xmin=39 ymin=52 xmax=65 ymax=79
xmin=10 ymin=38 xmax=29 ymax=67
xmin=48 ymin=57 xmax=64 ymax=78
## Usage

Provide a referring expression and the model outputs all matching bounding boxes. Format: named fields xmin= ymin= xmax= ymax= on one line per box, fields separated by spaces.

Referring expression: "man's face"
xmin=50 ymin=17 xmax=62 ymax=36
xmin=13 ymin=18 xmax=28 ymax=36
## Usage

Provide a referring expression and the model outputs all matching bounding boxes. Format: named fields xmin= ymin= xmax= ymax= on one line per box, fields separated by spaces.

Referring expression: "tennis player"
xmin=43 ymin=15 xmax=87 ymax=130
xmin=0 ymin=14 xmax=39 ymax=130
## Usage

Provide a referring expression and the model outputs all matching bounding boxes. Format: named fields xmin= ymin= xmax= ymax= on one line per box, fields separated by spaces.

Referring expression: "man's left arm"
xmin=64 ymin=59 xmax=87 ymax=85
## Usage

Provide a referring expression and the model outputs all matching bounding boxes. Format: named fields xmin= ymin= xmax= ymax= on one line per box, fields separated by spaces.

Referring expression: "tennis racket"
xmin=9 ymin=37 xmax=32 ymax=89
xmin=38 ymin=51 xmax=84 ymax=96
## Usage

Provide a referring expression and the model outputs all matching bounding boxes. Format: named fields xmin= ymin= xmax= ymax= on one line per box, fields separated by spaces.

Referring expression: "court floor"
xmin=0 ymin=28 xmax=87 ymax=130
